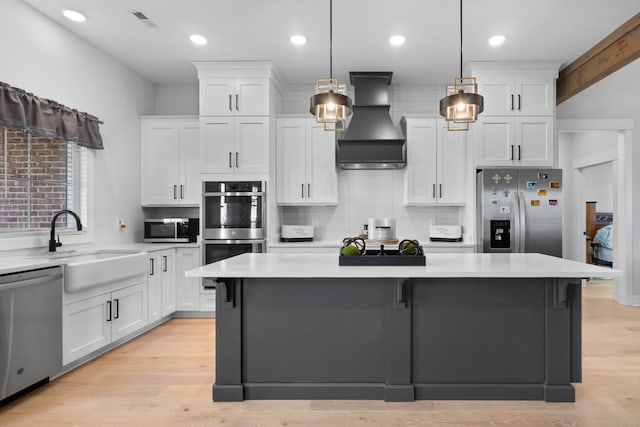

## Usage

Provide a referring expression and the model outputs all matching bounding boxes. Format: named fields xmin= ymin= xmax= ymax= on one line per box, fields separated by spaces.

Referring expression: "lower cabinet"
xmin=62 ymin=282 xmax=147 ymax=365
xmin=147 ymin=249 xmax=176 ymax=322
xmin=176 ymin=247 xmax=201 ymax=311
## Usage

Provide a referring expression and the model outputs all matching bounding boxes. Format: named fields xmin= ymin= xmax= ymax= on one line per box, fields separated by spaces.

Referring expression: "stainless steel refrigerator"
xmin=476 ymin=168 xmax=563 ymax=257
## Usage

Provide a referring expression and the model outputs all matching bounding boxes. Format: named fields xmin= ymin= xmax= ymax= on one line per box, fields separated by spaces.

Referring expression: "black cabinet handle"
xmin=228 ymin=94 xmax=232 ymax=111
xmin=439 ymin=183 xmax=442 ymax=198
xmin=235 ymin=152 xmax=239 ymax=168
xmin=180 ymin=185 xmax=184 ymax=199
xmin=149 ymin=258 xmax=155 ymax=276
xmin=114 ymin=299 xmax=119 ymax=319
xmin=432 ymin=184 xmax=436 ymax=198
xmin=510 ymin=145 xmax=514 ymax=160
xmin=308 ymin=183 xmax=311 ymax=198
xmin=511 ymin=94 xmax=514 ymax=111
xmin=301 ymin=183 xmax=304 ymax=198
xmin=163 ymin=255 xmax=168 ymax=272
xmin=518 ymin=145 xmax=522 ymax=161
xmin=518 ymin=94 xmax=521 ymax=111
xmin=107 ymin=300 xmax=112 ymax=322
xmin=228 ymin=152 xmax=232 ymax=168
xmin=236 ymin=94 xmax=239 ymax=111
xmin=173 ymin=185 xmax=177 ymax=199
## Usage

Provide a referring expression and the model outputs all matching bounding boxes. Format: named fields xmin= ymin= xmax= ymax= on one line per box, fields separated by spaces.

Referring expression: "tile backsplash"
xmin=279 ymin=169 xmax=464 ymax=243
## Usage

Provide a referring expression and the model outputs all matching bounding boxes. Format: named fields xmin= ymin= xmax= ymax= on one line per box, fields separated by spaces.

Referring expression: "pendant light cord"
xmin=459 ymin=0 xmax=463 ymax=78
xmin=329 ymin=0 xmax=333 ymax=80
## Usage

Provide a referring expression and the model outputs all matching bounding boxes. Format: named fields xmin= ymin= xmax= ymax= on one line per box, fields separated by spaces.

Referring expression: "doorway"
xmin=557 ymin=119 xmax=633 ymax=305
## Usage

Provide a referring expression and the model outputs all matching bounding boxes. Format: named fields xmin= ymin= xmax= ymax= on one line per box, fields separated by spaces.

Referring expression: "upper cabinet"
xmin=276 ymin=117 xmax=338 ymax=205
xmin=140 ymin=117 xmax=200 ymax=206
xmin=403 ymin=117 xmax=467 ymax=206
xmin=199 ymin=78 xmax=269 ymax=116
xmin=200 ymin=116 xmax=270 ymax=174
xmin=194 ymin=62 xmax=282 ymax=178
xmin=468 ymin=62 xmax=560 ymax=167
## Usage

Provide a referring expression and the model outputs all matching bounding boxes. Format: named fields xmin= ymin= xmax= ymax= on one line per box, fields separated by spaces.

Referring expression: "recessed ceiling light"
xmin=389 ymin=35 xmax=406 ymax=46
xmin=190 ymin=34 xmax=208 ymax=46
xmin=488 ymin=35 xmax=506 ymax=46
xmin=290 ymin=35 xmax=306 ymax=45
xmin=62 ymin=9 xmax=86 ymax=22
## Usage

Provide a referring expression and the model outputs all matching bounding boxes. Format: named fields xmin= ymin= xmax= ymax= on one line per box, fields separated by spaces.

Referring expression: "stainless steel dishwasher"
xmin=0 ymin=266 xmax=63 ymax=402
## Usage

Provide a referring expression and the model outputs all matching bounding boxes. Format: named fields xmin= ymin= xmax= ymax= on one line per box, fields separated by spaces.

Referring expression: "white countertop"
xmin=185 ymin=252 xmax=622 ymax=279
xmin=268 ymin=238 xmax=475 ymax=249
xmin=0 ymin=242 xmax=199 ymax=276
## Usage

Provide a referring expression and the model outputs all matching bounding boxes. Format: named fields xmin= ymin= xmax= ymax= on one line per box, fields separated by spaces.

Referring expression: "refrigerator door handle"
xmin=518 ymin=191 xmax=527 ymax=253
xmin=513 ymin=192 xmax=521 ymax=253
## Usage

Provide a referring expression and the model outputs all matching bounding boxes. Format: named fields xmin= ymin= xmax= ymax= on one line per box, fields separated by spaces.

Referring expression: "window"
xmin=0 ymin=127 xmax=87 ymax=233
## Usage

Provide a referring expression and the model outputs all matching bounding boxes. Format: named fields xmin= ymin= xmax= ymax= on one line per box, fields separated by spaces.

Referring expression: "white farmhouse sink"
xmin=30 ymin=250 xmax=148 ymax=292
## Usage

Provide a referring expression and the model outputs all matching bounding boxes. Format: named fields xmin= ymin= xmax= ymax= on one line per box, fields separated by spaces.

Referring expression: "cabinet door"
xmin=515 ymin=77 xmax=554 ymax=116
xmin=437 ymin=121 xmax=467 ymax=205
xmin=474 ymin=117 xmax=515 ymax=166
xmin=200 ymin=117 xmax=235 ymax=173
xmin=276 ymin=119 xmax=306 ymax=204
xmin=111 ymin=282 xmax=148 ymax=342
xmin=141 ymin=121 xmax=181 ymax=205
xmin=306 ymin=122 xmax=338 ymax=205
xmin=404 ymin=119 xmax=438 ymax=205
xmin=200 ymin=78 xmax=235 ymax=116
xmin=180 ymin=122 xmax=201 ymax=205
xmin=476 ymin=78 xmax=515 ymax=116
xmin=234 ymin=117 xmax=269 ymax=174
xmin=176 ymin=247 xmax=201 ymax=311
xmin=62 ymin=293 xmax=111 ymax=365
xmin=516 ymin=116 xmax=554 ymax=166
xmin=235 ymin=79 xmax=269 ymax=115
xmin=147 ymin=254 xmax=162 ymax=323
xmin=161 ymin=250 xmax=176 ymax=317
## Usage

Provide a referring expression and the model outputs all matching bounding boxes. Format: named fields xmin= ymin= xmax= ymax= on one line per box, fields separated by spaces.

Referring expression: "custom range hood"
xmin=336 ymin=72 xmax=406 ymax=169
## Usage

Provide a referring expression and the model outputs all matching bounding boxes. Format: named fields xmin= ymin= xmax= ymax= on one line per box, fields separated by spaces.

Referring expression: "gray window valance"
xmin=0 ymin=81 xmax=104 ymax=149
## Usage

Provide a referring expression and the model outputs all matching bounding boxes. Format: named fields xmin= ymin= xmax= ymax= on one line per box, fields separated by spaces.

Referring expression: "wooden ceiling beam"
xmin=556 ymin=12 xmax=640 ymax=105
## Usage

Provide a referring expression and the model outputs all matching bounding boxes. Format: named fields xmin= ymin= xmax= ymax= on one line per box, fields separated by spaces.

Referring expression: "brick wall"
xmin=0 ymin=129 xmax=69 ymax=230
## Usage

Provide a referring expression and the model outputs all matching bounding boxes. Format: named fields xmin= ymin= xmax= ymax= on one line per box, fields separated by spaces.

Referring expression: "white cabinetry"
xmin=474 ymin=116 xmax=554 ymax=167
xmin=403 ymin=118 xmax=466 ymax=206
xmin=468 ymin=62 xmax=560 ymax=167
xmin=276 ymin=118 xmax=338 ymax=205
xmin=200 ymin=116 xmax=269 ymax=174
xmin=176 ymin=247 xmax=201 ymax=311
xmin=147 ymin=249 xmax=176 ymax=322
xmin=141 ymin=117 xmax=200 ymax=206
xmin=62 ymin=282 xmax=147 ymax=365
xmin=199 ymin=78 xmax=269 ymax=116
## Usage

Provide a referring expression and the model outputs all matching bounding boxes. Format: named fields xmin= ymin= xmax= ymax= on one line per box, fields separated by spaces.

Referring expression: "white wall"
xmin=1 ymin=0 xmax=155 ymax=250
xmin=557 ymin=59 xmax=639 ymax=304
xmin=155 ymin=85 xmax=199 ymax=115
xmin=583 ymin=162 xmax=614 ymax=212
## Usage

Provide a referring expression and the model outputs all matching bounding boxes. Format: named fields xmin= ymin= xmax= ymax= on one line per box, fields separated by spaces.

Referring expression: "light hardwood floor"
xmin=1 ymin=280 xmax=638 ymax=426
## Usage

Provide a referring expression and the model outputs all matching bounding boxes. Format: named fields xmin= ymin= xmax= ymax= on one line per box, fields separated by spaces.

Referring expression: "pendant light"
xmin=439 ymin=0 xmax=484 ymax=131
xmin=309 ymin=0 xmax=353 ymax=131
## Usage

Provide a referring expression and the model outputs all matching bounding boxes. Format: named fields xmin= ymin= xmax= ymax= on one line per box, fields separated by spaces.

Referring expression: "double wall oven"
xmin=202 ymin=181 xmax=266 ymax=265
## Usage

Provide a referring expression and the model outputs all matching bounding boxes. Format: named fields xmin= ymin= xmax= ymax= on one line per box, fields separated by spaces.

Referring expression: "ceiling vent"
xmin=131 ymin=10 xmax=158 ymax=28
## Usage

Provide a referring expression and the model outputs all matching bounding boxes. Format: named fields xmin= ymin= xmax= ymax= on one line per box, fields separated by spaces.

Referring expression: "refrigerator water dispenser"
xmin=490 ymin=220 xmax=511 ymax=249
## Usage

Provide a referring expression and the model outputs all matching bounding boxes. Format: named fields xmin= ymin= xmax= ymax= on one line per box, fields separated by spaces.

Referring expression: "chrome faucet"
xmin=49 ymin=210 xmax=83 ymax=252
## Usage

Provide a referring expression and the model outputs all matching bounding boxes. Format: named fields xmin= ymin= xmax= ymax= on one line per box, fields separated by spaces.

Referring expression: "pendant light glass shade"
xmin=309 ymin=0 xmax=353 ymax=131
xmin=439 ymin=0 xmax=484 ymax=131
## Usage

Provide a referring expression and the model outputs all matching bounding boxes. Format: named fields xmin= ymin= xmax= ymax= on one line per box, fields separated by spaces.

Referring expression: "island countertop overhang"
xmin=185 ymin=252 xmax=621 ymax=279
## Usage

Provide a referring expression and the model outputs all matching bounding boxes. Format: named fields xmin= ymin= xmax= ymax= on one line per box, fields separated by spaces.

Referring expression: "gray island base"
xmin=185 ymin=253 xmax=621 ymax=403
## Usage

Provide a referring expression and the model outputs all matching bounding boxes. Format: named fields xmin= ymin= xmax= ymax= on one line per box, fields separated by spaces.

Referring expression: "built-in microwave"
xmin=202 ymin=181 xmax=265 ymax=240
xmin=144 ymin=218 xmax=199 ymax=243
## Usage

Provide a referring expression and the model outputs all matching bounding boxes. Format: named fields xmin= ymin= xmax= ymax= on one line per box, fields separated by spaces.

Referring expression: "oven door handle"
xmin=203 ymin=191 xmax=265 ymax=196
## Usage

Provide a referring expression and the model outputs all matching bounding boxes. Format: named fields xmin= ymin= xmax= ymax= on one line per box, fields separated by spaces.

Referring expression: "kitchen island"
xmin=185 ymin=253 xmax=620 ymax=403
